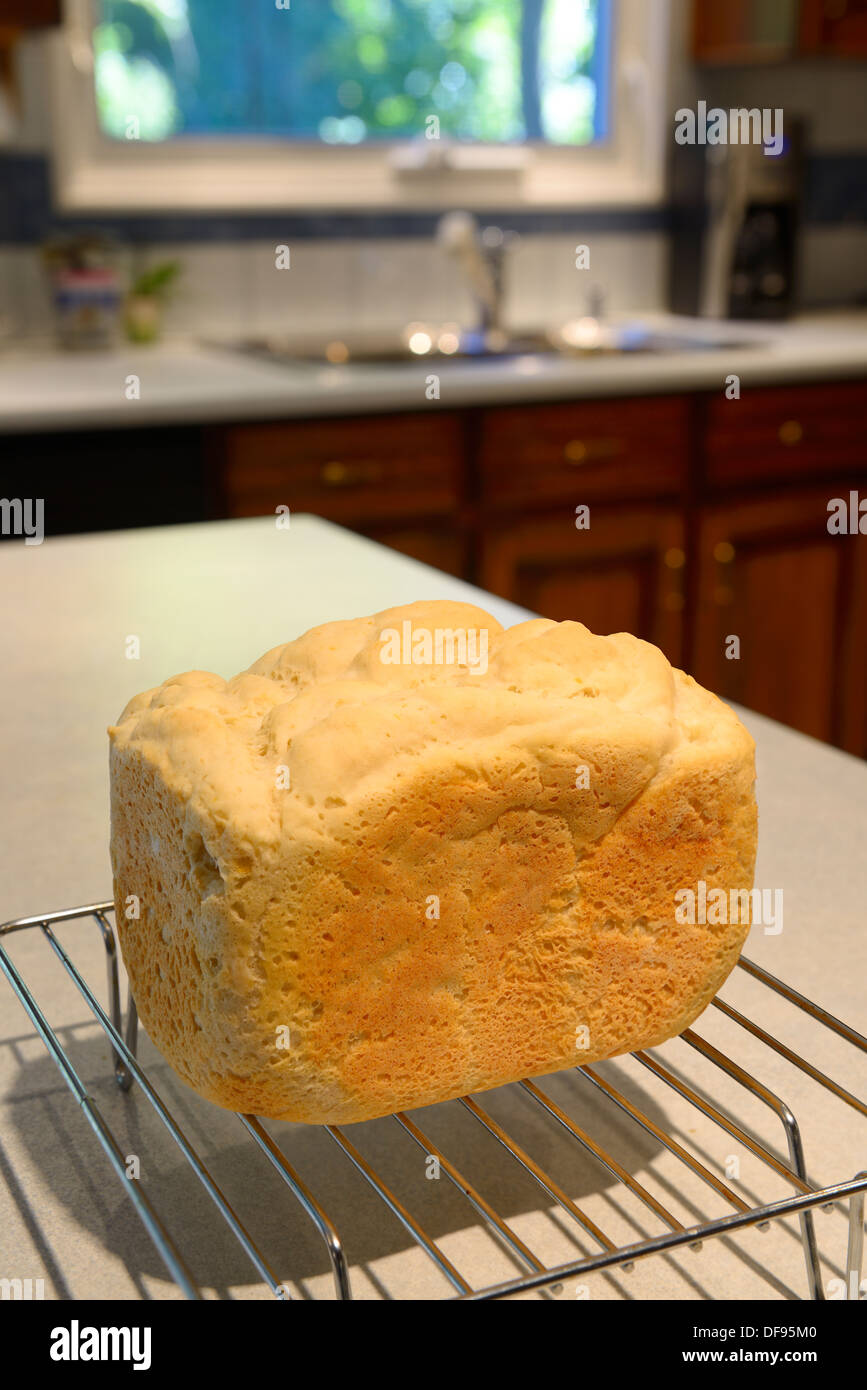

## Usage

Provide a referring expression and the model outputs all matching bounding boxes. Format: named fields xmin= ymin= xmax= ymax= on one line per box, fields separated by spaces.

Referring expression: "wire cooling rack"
xmin=1 ymin=900 xmax=865 ymax=1301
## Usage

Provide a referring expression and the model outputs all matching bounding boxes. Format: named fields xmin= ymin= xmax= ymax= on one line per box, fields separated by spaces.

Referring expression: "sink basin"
xmin=211 ymin=325 xmax=765 ymax=367
xmin=217 ymin=330 xmax=559 ymax=365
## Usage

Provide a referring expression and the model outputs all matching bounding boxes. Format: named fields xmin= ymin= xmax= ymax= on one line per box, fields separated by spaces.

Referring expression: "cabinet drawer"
xmin=220 ymin=413 xmax=464 ymax=523
xmin=704 ymin=380 xmax=867 ymax=488
xmin=478 ymin=396 xmax=690 ymax=508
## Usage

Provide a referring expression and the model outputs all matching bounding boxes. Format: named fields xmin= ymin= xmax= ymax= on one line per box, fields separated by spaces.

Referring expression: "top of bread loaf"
xmin=109 ymin=600 xmax=751 ymax=852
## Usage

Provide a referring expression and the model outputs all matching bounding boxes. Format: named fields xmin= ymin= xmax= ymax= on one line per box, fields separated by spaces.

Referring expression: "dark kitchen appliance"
xmin=669 ymin=118 xmax=805 ymax=320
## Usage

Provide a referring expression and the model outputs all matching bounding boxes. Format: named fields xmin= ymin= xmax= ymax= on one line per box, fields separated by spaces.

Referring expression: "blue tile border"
xmin=0 ymin=150 xmax=864 ymax=245
xmin=0 ymin=153 xmax=669 ymax=241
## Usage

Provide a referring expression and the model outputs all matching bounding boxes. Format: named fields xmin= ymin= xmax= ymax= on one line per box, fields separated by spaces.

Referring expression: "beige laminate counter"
xmin=0 ymin=517 xmax=864 ymax=1301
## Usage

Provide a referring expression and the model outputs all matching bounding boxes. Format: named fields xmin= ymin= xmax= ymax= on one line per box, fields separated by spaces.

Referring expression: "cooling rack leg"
xmin=240 ymin=1116 xmax=353 ymax=1300
xmin=683 ymin=1031 xmax=824 ymax=1300
xmin=846 ymin=1174 xmax=865 ymax=1302
xmin=95 ymin=911 xmax=138 ymax=1091
xmin=778 ymin=1110 xmax=824 ymax=1302
xmin=125 ymin=996 xmax=139 ymax=1078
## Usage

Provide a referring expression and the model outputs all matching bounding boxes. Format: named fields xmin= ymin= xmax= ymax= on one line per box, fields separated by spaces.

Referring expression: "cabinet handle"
xmin=563 ymin=437 xmax=625 ymax=465
xmin=712 ymin=538 xmax=735 ymax=606
xmin=663 ymin=546 xmax=686 ymax=613
xmin=319 ymin=460 xmax=381 ymax=487
xmin=778 ymin=419 xmax=803 ymax=446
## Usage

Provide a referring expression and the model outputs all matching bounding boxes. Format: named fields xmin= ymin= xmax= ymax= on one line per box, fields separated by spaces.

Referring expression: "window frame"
xmin=49 ymin=0 xmax=670 ymax=212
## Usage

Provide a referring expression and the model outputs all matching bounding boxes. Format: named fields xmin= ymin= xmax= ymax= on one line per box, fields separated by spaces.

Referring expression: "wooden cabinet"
xmin=0 ymin=2 xmax=60 ymax=20
xmin=214 ymin=378 xmax=867 ymax=756
xmin=478 ymin=507 xmax=687 ymax=667
xmin=800 ymin=0 xmax=867 ymax=55
xmin=691 ymin=488 xmax=867 ymax=751
xmin=691 ymin=0 xmax=867 ymax=60
xmin=691 ymin=0 xmax=799 ymax=62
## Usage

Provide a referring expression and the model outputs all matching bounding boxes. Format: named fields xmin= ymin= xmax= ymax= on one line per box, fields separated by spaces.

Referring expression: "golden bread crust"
xmin=109 ymin=601 xmax=757 ymax=1124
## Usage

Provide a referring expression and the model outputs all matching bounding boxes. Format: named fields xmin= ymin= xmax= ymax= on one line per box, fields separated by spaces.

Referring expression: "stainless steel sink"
xmin=210 ymin=325 xmax=765 ymax=367
xmin=214 ymin=330 xmax=558 ymax=366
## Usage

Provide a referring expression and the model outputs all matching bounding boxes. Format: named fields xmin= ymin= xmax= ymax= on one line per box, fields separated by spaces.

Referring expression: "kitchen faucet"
xmin=437 ymin=211 xmax=519 ymax=347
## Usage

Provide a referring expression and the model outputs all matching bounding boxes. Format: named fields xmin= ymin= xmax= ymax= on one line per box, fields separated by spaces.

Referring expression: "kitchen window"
xmin=50 ymin=0 xmax=669 ymax=210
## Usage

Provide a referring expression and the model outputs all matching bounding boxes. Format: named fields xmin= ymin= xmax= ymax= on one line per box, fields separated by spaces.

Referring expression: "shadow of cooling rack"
xmin=1 ymin=901 xmax=864 ymax=1301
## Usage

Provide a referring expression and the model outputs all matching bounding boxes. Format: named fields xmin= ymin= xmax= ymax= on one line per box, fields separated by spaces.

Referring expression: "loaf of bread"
xmin=109 ymin=600 xmax=757 ymax=1125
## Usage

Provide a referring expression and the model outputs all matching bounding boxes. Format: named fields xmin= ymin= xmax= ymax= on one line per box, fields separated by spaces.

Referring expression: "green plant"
xmin=130 ymin=259 xmax=182 ymax=298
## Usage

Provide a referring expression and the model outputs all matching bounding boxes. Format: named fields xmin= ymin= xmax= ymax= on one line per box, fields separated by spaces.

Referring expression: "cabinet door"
xmin=478 ymin=507 xmax=686 ymax=666
xmin=691 ymin=0 xmax=798 ymax=61
xmin=800 ymin=0 xmax=867 ymax=54
xmin=692 ymin=488 xmax=867 ymax=750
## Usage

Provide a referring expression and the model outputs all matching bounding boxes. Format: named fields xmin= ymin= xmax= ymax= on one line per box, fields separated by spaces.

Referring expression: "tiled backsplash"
xmin=4 ymin=219 xmax=865 ymax=349
xmin=0 ymin=230 xmax=670 ymax=347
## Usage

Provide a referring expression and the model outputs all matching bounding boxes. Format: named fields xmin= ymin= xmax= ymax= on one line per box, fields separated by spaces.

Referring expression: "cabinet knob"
xmin=321 ymin=461 xmax=349 ymax=486
xmin=713 ymin=540 xmax=735 ymax=564
xmin=320 ymin=460 xmax=380 ymax=487
xmin=778 ymin=420 xmax=803 ymax=446
xmin=563 ymin=437 xmax=624 ymax=465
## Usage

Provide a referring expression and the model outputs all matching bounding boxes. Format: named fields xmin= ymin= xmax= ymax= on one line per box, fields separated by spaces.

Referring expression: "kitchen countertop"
xmin=0 ymin=516 xmax=864 ymax=1301
xmin=2 ymin=311 xmax=867 ymax=432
